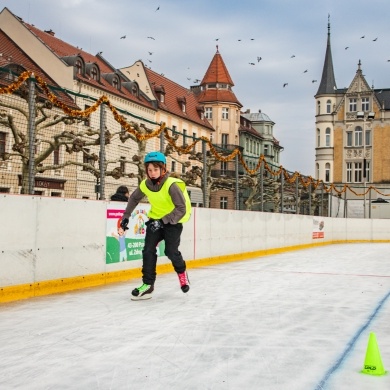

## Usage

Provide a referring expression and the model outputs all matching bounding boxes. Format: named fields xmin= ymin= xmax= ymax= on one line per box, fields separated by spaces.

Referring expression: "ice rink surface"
xmin=0 ymin=243 xmax=389 ymax=390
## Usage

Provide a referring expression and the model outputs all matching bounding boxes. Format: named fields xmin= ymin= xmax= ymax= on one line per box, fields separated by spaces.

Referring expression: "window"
xmin=326 ymin=100 xmax=331 ymax=114
xmin=325 ymin=163 xmax=330 ymax=182
xmin=362 ymin=97 xmax=369 ymax=112
xmin=317 ymin=129 xmax=320 ymax=147
xmin=354 ymin=126 xmax=363 ymax=146
xmin=221 ymin=134 xmax=228 ymax=147
xmin=317 ymin=101 xmax=320 ymax=115
xmin=172 ymin=125 xmax=177 ymax=135
xmin=346 ymin=162 xmax=352 ymax=182
xmin=171 ymin=161 xmax=176 ymax=172
xmin=75 ymin=60 xmax=83 ymax=75
xmin=365 ymin=130 xmax=371 ymax=146
xmin=112 ymin=76 xmax=120 ymax=90
xmin=91 ymin=66 xmax=99 ymax=81
xmin=205 ymin=107 xmax=212 ymax=119
xmin=181 ymin=163 xmax=186 ymax=174
xmin=192 ymin=132 xmax=197 ymax=152
xmin=0 ymin=132 xmax=6 ymax=158
xmin=354 ymin=162 xmax=362 ymax=182
xmin=264 ymin=145 xmax=269 ymax=156
xmin=182 ymin=129 xmax=187 ymax=146
xmin=222 ymin=108 xmax=229 ymax=120
xmin=0 ymin=187 xmax=10 ymax=193
xmin=245 ymin=139 xmax=248 ymax=151
xmin=220 ymin=196 xmax=228 ymax=209
xmin=120 ymin=156 xmax=126 ymax=173
xmin=316 ymin=163 xmax=319 ymax=179
xmin=349 ymin=98 xmax=357 ymax=112
xmin=181 ymin=102 xmax=186 ymax=113
xmin=221 ymin=161 xmax=227 ymax=175
xmin=325 ymin=128 xmax=331 ymax=147
xmin=346 ymin=131 xmax=352 ymax=146
xmin=51 ymin=192 xmax=62 ymax=197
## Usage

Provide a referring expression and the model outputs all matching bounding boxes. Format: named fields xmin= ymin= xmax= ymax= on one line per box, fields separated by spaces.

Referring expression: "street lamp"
xmin=356 ymin=111 xmax=375 ymax=217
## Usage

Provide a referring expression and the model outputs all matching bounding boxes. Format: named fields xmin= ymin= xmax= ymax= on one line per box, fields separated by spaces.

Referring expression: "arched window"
xmin=326 ymin=100 xmax=331 ymax=114
xmin=316 ymin=163 xmax=319 ymax=179
xmin=317 ymin=128 xmax=320 ymax=147
xmin=355 ymin=126 xmax=363 ymax=146
xmin=75 ymin=60 xmax=83 ymax=75
xmin=317 ymin=100 xmax=321 ymax=115
xmin=325 ymin=128 xmax=331 ymax=147
xmin=325 ymin=163 xmax=330 ymax=182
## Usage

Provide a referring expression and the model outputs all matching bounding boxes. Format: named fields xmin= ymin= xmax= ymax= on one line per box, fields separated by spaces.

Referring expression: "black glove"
xmin=120 ymin=217 xmax=129 ymax=230
xmin=147 ymin=219 xmax=163 ymax=233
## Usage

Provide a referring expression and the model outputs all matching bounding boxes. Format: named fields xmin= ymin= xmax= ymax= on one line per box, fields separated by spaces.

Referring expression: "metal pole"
xmin=320 ymin=183 xmax=324 ymax=216
xmin=295 ymin=175 xmax=299 ymax=215
xmin=202 ymin=140 xmax=208 ymax=208
xmin=308 ymin=182 xmax=311 ymax=215
xmin=260 ymin=164 xmax=264 ymax=212
xmin=363 ymin=117 xmax=366 ymax=218
xmin=235 ymin=154 xmax=239 ymax=210
xmin=159 ymin=122 xmax=164 ymax=153
xmin=368 ymin=186 xmax=372 ymax=219
xmin=280 ymin=171 xmax=284 ymax=213
xmin=99 ymin=102 xmax=106 ymax=200
xmin=27 ymin=76 xmax=36 ymax=195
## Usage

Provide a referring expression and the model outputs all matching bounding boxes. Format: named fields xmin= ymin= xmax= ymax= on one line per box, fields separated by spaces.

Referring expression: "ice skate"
xmin=131 ymin=283 xmax=154 ymax=300
xmin=178 ymin=271 xmax=190 ymax=293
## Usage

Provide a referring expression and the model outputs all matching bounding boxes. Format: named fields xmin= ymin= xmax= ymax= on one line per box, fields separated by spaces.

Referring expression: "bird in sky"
xmin=148 ymin=52 xmax=153 ymax=55
xmin=120 ymin=35 xmax=126 ymax=39
xmin=283 ymin=83 xmax=288 ymax=88
xmin=345 ymin=46 xmax=349 ymax=50
xmin=249 ymin=62 xmax=255 ymax=65
xmin=238 ymin=39 xmax=242 ymax=41
xmin=155 ymin=6 xmax=160 ymax=11
xmin=257 ymin=56 xmax=262 ymax=62
xmin=303 ymin=70 xmax=308 ymax=73
xmin=312 ymin=80 xmax=317 ymax=83
xmin=373 ymin=37 xmax=378 ymax=41
xmin=360 ymin=35 xmax=365 ymax=39
xmin=215 ymin=38 xmax=219 ymax=41
xmin=147 ymin=36 xmax=155 ymax=40
xmin=291 ymin=55 xmax=295 ymax=58
xmin=193 ymin=79 xmax=200 ymax=83
xmin=250 ymin=38 xmax=255 ymax=40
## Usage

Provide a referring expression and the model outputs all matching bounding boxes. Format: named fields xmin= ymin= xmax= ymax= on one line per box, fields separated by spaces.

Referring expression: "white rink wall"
xmin=1 ymin=195 xmax=389 ymax=297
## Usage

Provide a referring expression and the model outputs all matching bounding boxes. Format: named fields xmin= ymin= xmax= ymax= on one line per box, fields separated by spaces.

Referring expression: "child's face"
xmin=147 ymin=164 xmax=161 ymax=179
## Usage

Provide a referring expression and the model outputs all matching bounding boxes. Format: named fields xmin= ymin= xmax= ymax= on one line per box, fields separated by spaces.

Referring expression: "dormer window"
xmin=196 ymin=105 xmax=205 ymax=120
xmin=207 ymin=84 xmax=217 ymax=89
xmin=75 ymin=60 xmax=83 ymax=75
xmin=91 ymin=66 xmax=98 ymax=81
xmin=112 ymin=75 xmax=120 ymax=90
xmin=154 ymin=85 xmax=165 ymax=103
xmin=177 ymin=97 xmax=186 ymax=113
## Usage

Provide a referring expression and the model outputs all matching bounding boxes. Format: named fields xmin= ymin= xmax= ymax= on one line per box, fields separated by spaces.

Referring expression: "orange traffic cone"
xmin=361 ymin=332 xmax=387 ymax=376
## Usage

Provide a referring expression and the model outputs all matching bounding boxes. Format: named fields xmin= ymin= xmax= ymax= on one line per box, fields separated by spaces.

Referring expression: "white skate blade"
xmin=131 ymin=294 xmax=152 ymax=301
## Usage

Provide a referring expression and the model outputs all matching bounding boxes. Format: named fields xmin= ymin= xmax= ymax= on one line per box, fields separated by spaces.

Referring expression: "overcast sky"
xmin=2 ymin=0 xmax=389 ymax=175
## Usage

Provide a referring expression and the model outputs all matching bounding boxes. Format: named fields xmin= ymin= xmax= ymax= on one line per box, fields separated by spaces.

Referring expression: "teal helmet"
xmin=144 ymin=151 xmax=166 ymax=164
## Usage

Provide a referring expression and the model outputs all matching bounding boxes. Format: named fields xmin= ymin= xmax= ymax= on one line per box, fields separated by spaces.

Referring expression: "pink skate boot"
xmin=178 ymin=271 xmax=190 ymax=293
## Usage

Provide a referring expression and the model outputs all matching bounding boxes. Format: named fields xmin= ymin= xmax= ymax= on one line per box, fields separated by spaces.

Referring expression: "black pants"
xmin=141 ymin=223 xmax=186 ymax=285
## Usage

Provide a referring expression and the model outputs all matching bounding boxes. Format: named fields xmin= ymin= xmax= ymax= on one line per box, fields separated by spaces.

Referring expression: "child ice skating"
xmin=121 ymin=151 xmax=192 ymax=300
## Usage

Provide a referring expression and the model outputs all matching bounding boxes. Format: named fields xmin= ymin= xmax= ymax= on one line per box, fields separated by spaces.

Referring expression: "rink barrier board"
xmin=1 ymin=239 xmax=389 ymax=304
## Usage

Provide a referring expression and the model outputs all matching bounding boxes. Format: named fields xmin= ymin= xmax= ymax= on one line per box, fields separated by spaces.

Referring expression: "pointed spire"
xmin=200 ymin=48 xmax=234 ymax=86
xmin=316 ymin=15 xmax=337 ymax=95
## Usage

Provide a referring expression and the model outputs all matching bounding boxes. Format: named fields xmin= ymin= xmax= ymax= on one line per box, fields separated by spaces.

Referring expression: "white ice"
xmin=0 ymin=243 xmax=389 ymax=390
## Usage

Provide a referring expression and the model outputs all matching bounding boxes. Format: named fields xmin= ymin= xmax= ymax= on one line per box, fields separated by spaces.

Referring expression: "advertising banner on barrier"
xmin=312 ymin=217 xmax=325 ymax=239
xmin=105 ymin=204 xmax=165 ymax=264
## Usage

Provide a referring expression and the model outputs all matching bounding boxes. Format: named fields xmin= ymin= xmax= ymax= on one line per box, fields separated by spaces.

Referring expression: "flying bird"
xmin=257 ymin=56 xmax=262 ymax=62
xmin=148 ymin=52 xmax=153 ymax=55
xmin=303 ymin=70 xmax=308 ymax=73
xmin=249 ymin=62 xmax=255 ymax=65
xmin=283 ymin=83 xmax=288 ymax=88
xmin=291 ymin=55 xmax=295 ymax=58
xmin=250 ymin=38 xmax=255 ymax=40
xmin=155 ymin=6 xmax=160 ymax=11
xmin=120 ymin=35 xmax=126 ymax=39
xmin=312 ymin=80 xmax=317 ymax=83
xmin=373 ymin=37 xmax=378 ymax=41
xmin=360 ymin=35 xmax=365 ymax=39
xmin=238 ymin=39 xmax=242 ymax=41
xmin=345 ymin=46 xmax=349 ymax=50
xmin=147 ymin=36 xmax=155 ymax=40
xmin=215 ymin=38 xmax=219 ymax=41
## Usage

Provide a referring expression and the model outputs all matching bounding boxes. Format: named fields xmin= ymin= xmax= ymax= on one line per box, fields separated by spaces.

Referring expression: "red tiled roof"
xmin=201 ymin=49 xmax=234 ymax=85
xmin=0 ymin=29 xmax=77 ymax=107
xmin=23 ymin=24 xmax=155 ymax=110
xmin=197 ymin=89 xmax=242 ymax=106
xmin=145 ymin=66 xmax=214 ymax=130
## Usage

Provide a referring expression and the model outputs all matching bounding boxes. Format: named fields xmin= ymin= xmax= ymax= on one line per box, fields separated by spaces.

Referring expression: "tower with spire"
xmin=315 ymin=16 xmax=390 ymax=216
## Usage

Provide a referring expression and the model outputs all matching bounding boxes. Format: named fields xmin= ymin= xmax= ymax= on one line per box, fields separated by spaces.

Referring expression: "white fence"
xmin=1 ymin=195 xmax=389 ymax=302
